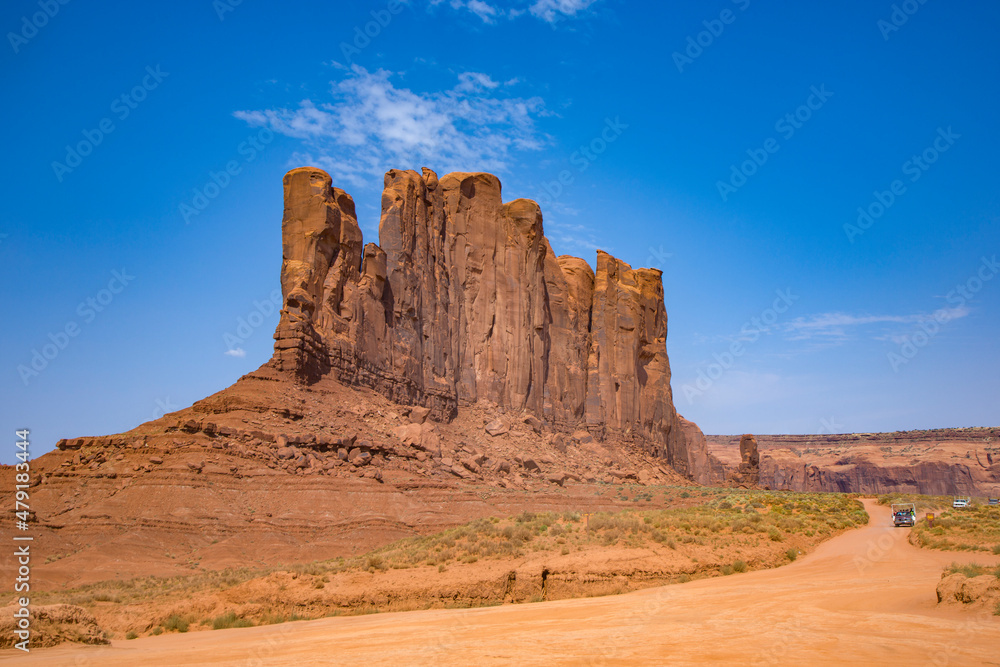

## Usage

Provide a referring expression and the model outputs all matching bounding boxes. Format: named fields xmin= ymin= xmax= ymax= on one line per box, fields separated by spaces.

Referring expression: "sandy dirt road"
xmin=5 ymin=500 xmax=999 ymax=666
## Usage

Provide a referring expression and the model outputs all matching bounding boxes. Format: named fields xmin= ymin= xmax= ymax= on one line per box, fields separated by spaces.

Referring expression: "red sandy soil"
xmin=10 ymin=501 xmax=999 ymax=666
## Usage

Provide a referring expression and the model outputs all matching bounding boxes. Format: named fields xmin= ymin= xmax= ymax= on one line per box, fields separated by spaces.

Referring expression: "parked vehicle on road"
xmin=952 ymin=497 xmax=971 ymax=508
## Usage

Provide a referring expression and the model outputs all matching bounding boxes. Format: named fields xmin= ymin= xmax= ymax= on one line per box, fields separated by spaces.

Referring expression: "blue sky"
xmin=3 ymin=0 xmax=998 ymax=463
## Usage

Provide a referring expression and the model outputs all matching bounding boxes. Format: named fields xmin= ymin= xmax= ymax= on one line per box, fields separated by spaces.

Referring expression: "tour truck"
xmin=952 ymin=497 xmax=971 ymax=509
xmin=891 ymin=503 xmax=916 ymax=527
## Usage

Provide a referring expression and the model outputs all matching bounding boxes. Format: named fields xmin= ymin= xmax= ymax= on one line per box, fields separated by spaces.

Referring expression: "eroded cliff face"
xmin=760 ymin=454 xmax=1000 ymax=496
xmin=271 ymin=166 xmax=708 ymax=481
xmin=707 ymin=430 xmax=1000 ymax=495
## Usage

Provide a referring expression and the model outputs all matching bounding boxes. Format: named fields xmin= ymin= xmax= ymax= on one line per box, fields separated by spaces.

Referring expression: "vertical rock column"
xmin=273 ymin=168 xmax=344 ymax=381
xmin=586 ymin=251 xmax=675 ymax=455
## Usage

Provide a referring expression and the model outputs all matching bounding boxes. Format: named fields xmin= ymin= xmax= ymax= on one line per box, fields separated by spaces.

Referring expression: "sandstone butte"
xmin=271 ymin=166 xmax=710 ymax=481
xmin=4 ymin=166 xmax=998 ymax=594
xmin=3 ymin=166 xmax=723 ymax=588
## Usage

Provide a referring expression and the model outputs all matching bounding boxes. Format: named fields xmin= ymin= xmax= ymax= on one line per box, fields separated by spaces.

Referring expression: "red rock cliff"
xmin=270 ymin=166 xmax=709 ymax=481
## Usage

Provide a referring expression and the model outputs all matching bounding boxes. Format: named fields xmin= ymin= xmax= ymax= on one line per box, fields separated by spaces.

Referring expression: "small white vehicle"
xmin=952 ymin=497 xmax=971 ymax=508
xmin=891 ymin=503 xmax=916 ymax=527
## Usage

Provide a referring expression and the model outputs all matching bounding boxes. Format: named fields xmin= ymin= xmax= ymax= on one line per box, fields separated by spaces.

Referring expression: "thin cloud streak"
xmin=432 ymin=0 xmax=601 ymax=24
xmin=782 ymin=306 xmax=970 ymax=341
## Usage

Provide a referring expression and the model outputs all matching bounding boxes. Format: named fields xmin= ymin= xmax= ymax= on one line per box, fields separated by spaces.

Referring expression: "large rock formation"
xmin=271 ymin=166 xmax=708 ymax=481
xmin=6 ymin=165 xmax=710 ymax=593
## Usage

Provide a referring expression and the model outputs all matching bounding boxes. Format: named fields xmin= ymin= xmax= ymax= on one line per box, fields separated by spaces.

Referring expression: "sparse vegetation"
xmin=942 ymin=562 xmax=1000 ymax=579
xmin=912 ymin=504 xmax=1000 ymax=553
xmin=876 ymin=493 xmax=951 ymax=510
xmin=163 ymin=615 xmax=189 ymax=633
xmin=211 ymin=611 xmax=254 ymax=630
xmin=26 ymin=489 xmax=867 ymax=636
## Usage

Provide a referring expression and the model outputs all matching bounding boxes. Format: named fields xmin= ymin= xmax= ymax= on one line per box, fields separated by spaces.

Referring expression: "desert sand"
xmin=7 ymin=501 xmax=998 ymax=666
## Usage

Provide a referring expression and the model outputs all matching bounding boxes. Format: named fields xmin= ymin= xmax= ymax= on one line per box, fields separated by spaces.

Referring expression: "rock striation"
xmin=271 ymin=166 xmax=708 ymax=481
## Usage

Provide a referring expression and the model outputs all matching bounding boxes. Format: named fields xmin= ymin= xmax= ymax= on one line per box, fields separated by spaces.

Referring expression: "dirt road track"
xmin=6 ymin=501 xmax=999 ymax=666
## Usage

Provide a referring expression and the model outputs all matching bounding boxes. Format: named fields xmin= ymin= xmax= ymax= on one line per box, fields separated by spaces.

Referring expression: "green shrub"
xmin=732 ymin=560 xmax=748 ymax=573
xmin=164 ymin=615 xmax=189 ymax=633
xmin=212 ymin=611 xmax=254 ymax=630
xmin=943 ymin=562 xmax=999 ymax=579
xmin=785 ymin=548 xmax=798 ymax=562
xmin=125 ymin=631 xmax=138 ymax=640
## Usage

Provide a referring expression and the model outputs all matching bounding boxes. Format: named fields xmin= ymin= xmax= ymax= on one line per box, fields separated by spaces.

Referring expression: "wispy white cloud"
xmin=692 ymin=304 xmax=972 ymax=350
xmin=466 ymin=0 xmax=500 ymax=22
xmin=225 ymin=348 xmax=247 ymax=358
xmin=455 ymin=71 xmax=499 ymax=92
xmin=544 ymin=218 xmax=603 ymax=258
xmin=235 ymin=66 xmax=548 ymax=187
xmin=782 ymin=305 xmax=970 ymax=342
xmin=431 ymin=0 xmax=600 ymax=24
xmin=529 ymin=0 xmax=599 ymax=22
